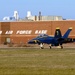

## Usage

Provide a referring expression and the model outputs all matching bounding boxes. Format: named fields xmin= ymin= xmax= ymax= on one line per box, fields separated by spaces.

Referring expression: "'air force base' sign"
xmin=0 ymin=30 xmax=47 ymax=35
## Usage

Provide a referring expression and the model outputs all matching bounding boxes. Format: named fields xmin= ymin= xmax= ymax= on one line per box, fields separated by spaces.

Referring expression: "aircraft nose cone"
xmin=28 ymin=40 xmax=37 ymax=44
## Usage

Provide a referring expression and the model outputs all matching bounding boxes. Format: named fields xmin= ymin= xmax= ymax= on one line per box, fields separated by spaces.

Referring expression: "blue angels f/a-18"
xmin=28 ymin=27 xmax=75 ymax=49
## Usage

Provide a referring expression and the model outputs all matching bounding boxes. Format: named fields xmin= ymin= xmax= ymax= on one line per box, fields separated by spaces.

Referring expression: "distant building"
xmin=3 ymin=11 xmax=19 ymax=21
xmin=26 ymin=16 xmax=63 ymax=21
xmin=3 ymin=11 xmax=63 ymax=21
xmin=25 ymin=11 xmax=63 ymax=21
xmin=3 ymin=17 xmax=10 ymax=21
xmin=27 ymin=11 xmax=32 ymax=17
xmin=13 ymin=11 xmax=19 ymax=20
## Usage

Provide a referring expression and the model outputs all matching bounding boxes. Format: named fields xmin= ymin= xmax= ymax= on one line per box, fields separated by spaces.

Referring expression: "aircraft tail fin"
xmin=54 ymin=27 xmax=62 ymax=38
xmin=63 ymin=27 xmax=72 ymax=38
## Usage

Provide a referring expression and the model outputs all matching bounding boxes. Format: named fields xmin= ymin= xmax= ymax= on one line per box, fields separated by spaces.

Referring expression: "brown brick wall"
xmin=0 ymin=21 xmax=75 ymax=44
xmin=10 ymin=21 xmax=52 ymax=35
xmin=51 ymin=21 xmax=75 ymax=36
xmin=0 ymin=22 xmax=1 ymax=44
xmin=1 ymin=22 xmax=10 ymax=44
xmin=10 ymin=21 xmax=52 ymax=44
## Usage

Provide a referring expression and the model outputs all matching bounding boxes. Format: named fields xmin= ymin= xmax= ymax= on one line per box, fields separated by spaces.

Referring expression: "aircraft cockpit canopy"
xmin=37 ymin=34 xmax=48 ymax=38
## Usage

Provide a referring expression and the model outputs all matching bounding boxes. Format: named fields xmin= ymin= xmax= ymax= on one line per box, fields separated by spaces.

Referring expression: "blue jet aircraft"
xmin=28 ymin=27 xmax=75 ymax=49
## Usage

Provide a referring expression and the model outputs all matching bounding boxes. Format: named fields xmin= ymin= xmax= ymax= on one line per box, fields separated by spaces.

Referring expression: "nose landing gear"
xmin=40 ymin=43 xmax=44 ymax=49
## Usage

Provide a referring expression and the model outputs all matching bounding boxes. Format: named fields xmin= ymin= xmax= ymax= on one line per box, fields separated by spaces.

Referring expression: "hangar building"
xmin=0 ymin=20 xmax=75 ymax=44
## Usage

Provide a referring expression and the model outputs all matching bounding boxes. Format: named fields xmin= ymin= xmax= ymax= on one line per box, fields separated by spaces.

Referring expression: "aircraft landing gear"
xmin=49 ymin=44 xmax=52 ymax=49
xmin=49 ymin=46 xmax=52 ymax=49
xmin=40 ymin=43 xmax=44 ymax=49
xmin=61 ymin=45 xmax=63 ymax=49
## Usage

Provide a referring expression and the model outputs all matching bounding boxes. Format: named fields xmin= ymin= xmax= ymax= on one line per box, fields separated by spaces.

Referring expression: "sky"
xmin=0 ymin=0 xmax=75 ymax=20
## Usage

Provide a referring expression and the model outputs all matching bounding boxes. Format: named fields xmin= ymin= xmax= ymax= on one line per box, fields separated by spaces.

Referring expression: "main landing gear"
xmin=49 ymin=44 xmax=63 ymax=49
xmin=60 ymin=45 xmax=63 ymax=49
xmin=39 ymin=44 xmax=63 ymax=49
